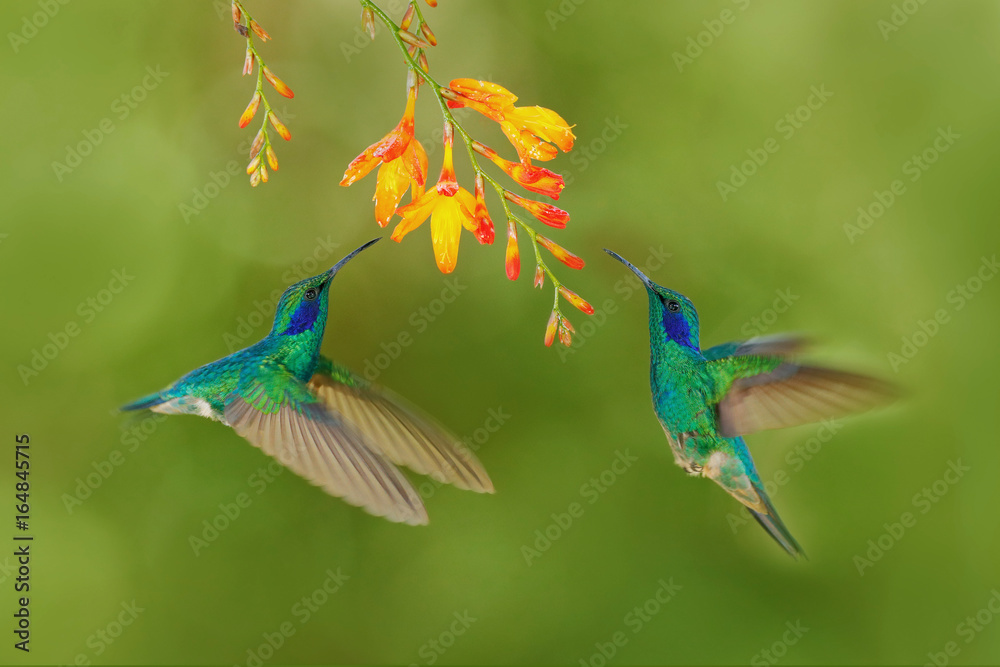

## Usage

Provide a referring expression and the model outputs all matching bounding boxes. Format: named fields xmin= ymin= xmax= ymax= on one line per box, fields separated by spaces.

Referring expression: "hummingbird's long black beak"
xmin=327 ymin=237 xmax=381 ymax=278
xmin=603 ymin=248 xmax=654 ymax=288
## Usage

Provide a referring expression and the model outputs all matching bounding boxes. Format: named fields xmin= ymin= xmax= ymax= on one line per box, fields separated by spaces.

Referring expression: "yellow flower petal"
xmin=430 ymin=196 xmax=465 ymax=273
xmin=391 ymin=189 xmax=438 ymax=241
xmin=454 ymin=188 xmax=478 ymax=234
xmin=374 ymin=159 xmax=411 ymax=228
xmin=506 ymin=105 xmax=575 ymax=152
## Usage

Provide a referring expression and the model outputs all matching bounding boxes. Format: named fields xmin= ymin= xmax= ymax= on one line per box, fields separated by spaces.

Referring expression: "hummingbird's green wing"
xmin=307 ymin=357 xmax=494 ymax=493
xmin=701 ymin=334 xmax=807 ymax=361
xmin=224 ymin=363 xmax=428 ymax=526
xmin=710 ymin=355 xmax=895 ymax=438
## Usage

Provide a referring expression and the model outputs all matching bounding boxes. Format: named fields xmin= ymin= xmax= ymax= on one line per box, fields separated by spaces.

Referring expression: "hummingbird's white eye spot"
xmin=667 ymin=300 xmax=681 ymax=313
xmin=304 ymin=288 xmax=318 ymax=301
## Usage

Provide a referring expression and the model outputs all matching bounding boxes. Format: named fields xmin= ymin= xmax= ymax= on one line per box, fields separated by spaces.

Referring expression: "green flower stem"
xmin=234 ymin=1 xmax=275 ymax=176
xmin=361 ymin=0 xmax=576 ymax=321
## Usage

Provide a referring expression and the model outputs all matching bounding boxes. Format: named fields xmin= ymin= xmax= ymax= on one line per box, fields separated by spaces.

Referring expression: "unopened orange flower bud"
xmin=505 ymin=220 xmax=519 ymax=280
xmin=559 ymin=286 xmax=594 ymax=315
xmin=424 ymin=0 xmax=438 ymax=6
xmin=265 ymin=145 xmax=278 ymax=170
xmin=250 ymin=128 xmax=265 ymax=158
xmin=418 ymin=51 xmax=429 ymax=73
xmin=534 ymin=264 xmax=544 ymax=288
xmin=250 ymin=168 xmax=261 ymax=187
xmin=263 ymin=66 xmax=294 ymax=98
xmin=504 ymin=192 xmax=569 ymax=228
xmin=472 ymin=174 xmax=494 ymax=244
xmin=420 ymin=23 xmax=437 ymax=46
xmin=399 ymin=29 xmax=431 ymax=49
xmin=242 ymin=48 xmax=254 ymax=76
xmin=537 ymin=235 xmax=584 ymax=269
xmin=489 ymin=154 xmax=564 ymax=199
xmin=246 ymin=153 xmax=261 ymax=174
xmin=400 ymin=4 xmax=416 ymax=30
xmin=558 ymin=316 xmax=574 ymax=346
xmin=544 ymin=310 xmax=558 ymax=347
xmin=361 ymin=7 xmax=376 ymax=39
xmin=260 ymin=164 xmax=269 ymax=183
xmin=249 ymin=19 xmax=270 ymax=42
xmin=239 ymin=91 xmax=261 ymax=128
xmin=231 ymin=2 xmax=241 ymax=25
xmin=471 ymin=141 xmax=497 ymax=160
xmin=268 ymin=112 xmax=291 ymax=140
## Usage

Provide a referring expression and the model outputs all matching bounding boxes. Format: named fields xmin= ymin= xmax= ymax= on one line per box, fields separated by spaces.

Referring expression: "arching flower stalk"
xmin=342 ymin=0 xmax=593 ymax=346
xmin=231 ymin=1 xmax=294 ymax=186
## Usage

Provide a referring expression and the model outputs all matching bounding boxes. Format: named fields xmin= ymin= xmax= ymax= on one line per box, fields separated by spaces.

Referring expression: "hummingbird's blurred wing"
xmin=702 ymin=444 xmax=805 ymax=558
xmin=224 ymin=365 xmax=428 ymax=526
xmin=701 ymin=334 xmax=808 ymax=361
xmin=307 ymin=358 xmax=494 ymax=493
xmin=715 ymin=362 xmax=895 ymax=438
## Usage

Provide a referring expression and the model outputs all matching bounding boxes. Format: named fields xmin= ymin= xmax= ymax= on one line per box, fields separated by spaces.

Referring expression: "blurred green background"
xmin=3 ymin=0 xmax=1000 ymax=664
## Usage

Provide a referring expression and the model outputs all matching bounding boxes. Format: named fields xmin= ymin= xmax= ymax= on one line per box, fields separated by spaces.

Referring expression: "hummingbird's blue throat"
xmin=285 ymin=299 xmax=321 ymax=335
xmin=661 ymin=308 xmax=697 ymax=350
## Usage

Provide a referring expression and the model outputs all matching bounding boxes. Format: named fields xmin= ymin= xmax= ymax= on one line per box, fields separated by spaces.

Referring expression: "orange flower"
xmin=374 ymin=139 xmax=428 ymax=227
xmin=391 ymin=126 xmax=482 ymax=273
xmin=500 ymin=105 xmax=574 ymax=162
xmin=446 ymin=78 xmax=518 ymax=122
xmin=447 ymin=79 xmax=574 ymax=162
xmin=342 ymin=87 xmax=427 ymax=226
xmin=472 ymin=141 xmax=564 ymax=199
xmin=341 ymin=86 xmax=419 ymax=187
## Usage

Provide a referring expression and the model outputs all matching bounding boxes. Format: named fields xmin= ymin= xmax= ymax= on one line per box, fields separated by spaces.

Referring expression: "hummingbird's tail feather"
xmin=120 ymin=391 xmax=166 ymax=412
xmin=703 ymin=446 xmax=806 ymax=559
xmin=745 ymin=468 xmax=806 ymax=559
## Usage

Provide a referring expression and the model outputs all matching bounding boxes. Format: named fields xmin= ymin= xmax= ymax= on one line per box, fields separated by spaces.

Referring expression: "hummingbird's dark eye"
xmin=666 ymin=300 xmax=681 ymax=313
xmin=304 ymin=288 xmax=318 ymax=301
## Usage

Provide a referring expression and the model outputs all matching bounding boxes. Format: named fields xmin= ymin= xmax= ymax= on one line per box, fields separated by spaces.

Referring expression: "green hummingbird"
xmin=121 ymin=238 xmax=493 ymax=525
xmin=604 ymin=249 xmax=894 ymax=558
